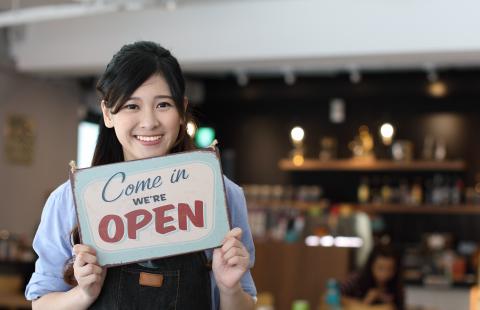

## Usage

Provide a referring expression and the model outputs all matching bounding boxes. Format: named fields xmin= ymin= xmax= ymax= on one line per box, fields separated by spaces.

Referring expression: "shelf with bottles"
xmin=248 ymin=200 xmax=480 ymax=215
xmin=355 ymin=204 xmax=480 ymax=214
xmin=278 ymin=158 xmax=466 ymax=172
xmin=402 ymin=234 xmax=479 ymax=289
xmin=243 ymin=184 xmax=325 ymax=211
xmin=355 ymin=173 xmax=475 ymax=208
xmin=243 ymin=177 xmax=480 ymax=216
xmin=244 ymin=184 xmax=340 ymax=243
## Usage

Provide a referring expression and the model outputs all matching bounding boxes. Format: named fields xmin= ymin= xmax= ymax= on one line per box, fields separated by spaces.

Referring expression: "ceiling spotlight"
xmin=283 ymin=69 xmax=296 ymax=86
xmin=425 ymin=64 xmax=447 ymax=98
xmin=235 ymin=70 xmax=249 ymax=87
xmin=425 ymin=63 xmax=438 ymax=82
xmin=165 ymin=0 xmax=177 ymax=11
xmin=349 ymin=66 xmax=361 ymax=84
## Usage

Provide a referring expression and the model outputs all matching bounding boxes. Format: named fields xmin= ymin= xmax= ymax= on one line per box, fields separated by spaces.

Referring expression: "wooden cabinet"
xmin=252 ymin=242 xmax=350 ymax=310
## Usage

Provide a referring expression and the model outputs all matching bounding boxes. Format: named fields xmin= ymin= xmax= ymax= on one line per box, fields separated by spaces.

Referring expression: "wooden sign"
xmin=4 ymin=114 xmax=35 ymax=165
xmin=70 ymin=149 xmax=231 ymax=267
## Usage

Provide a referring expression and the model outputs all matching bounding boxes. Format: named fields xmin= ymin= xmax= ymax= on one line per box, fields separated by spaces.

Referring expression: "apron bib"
xmin=89 ymin=252 xmax=211 ymax=310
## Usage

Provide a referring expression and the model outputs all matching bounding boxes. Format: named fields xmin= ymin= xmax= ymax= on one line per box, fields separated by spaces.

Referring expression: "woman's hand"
xmin=364 ymin=288 xmax=393 ymax=305
xmin=212 ymin=227 xmax=250 ymax=294
xmin=73 ymin=244 xmax=106 ymax=304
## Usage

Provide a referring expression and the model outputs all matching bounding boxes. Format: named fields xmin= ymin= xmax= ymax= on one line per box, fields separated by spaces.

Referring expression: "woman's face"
xmin=102 ymin=74 xmax=183 ymax=161
xmin=372 ymin=256 xmax=396 ymax=286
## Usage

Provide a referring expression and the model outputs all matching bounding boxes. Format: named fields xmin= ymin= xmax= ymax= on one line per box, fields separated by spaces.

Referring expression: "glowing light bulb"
xmin=290 ymin=126 xmax=305 ymax=143
xmin=380 ymin=123 xmax=394 ymax=145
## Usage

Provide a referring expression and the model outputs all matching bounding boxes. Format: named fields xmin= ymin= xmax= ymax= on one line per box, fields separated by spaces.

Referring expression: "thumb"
xmin=225 ymin=227 xmax=242 ymax=242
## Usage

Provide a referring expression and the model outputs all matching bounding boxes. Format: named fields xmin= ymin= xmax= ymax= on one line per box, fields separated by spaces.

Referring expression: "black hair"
xmin=92 ymin=41 xmax=194 ymax=166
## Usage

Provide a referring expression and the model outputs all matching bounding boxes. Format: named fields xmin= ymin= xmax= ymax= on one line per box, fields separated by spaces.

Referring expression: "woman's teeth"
xmin=136 ymin=135 xmax=162 ymax=142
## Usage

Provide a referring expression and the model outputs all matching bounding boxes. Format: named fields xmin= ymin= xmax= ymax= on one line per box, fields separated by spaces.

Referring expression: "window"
xmin=77 ymin=121 xmax=99 ymax=168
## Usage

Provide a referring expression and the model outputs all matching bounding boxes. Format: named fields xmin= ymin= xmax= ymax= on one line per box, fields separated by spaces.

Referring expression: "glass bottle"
xmin=325 ymin=278 xmax=342 ymax=310
xmin=357 ymin=177 xmax=370 ymax=204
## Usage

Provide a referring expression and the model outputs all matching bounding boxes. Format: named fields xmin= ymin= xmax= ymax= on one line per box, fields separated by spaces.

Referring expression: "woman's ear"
xmin=101 ymin=100 xmax=114 ymax=128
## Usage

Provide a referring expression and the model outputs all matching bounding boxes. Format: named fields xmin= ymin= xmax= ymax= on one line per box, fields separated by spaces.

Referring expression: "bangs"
xmin=109 ymin=56 xmax=158 ymax=114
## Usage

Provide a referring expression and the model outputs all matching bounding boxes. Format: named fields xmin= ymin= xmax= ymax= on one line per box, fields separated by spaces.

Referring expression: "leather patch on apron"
xmin=139 ymin=272 xmax=164 ymax=287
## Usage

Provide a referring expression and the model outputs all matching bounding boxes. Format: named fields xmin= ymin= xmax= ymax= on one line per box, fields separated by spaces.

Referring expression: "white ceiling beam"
xmin=0 ymin=3 xmax=120 ymax=27
xmin=8 ymin=0 xmax=480 ymax=75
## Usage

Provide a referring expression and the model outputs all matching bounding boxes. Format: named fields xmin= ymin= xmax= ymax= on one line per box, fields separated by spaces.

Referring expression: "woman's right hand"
xmin=363 ymin=288 xmax=381 ymax=305
xmin=73 ymin=244 xmax=106 ymax=304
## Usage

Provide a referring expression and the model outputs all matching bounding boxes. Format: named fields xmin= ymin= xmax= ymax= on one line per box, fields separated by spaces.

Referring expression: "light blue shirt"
xmin=25 ymin=176 xmax=257 ymax=309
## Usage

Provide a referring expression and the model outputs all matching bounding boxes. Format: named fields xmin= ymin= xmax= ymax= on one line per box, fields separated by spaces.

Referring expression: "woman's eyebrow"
xmin=129 ymin=95 xmax=174 ymax=100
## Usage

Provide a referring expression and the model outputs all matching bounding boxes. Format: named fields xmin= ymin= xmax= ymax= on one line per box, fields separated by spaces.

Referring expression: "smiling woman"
xmin=25 ymin=41 xmax=257 ymax=310
xmin=101 ymin=74 xmax=184 ymax=161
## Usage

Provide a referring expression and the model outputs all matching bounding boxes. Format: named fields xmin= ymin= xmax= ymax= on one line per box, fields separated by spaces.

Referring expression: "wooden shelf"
xmin=247 ymin=200 xmax=324 ymax=211
xmin=356 ymin=204 xmax=480 ymax=215
xmin=279 ymin=158 xmax=466 ymax=172
xmin=247 ymin=200 xmax=480 ymax=214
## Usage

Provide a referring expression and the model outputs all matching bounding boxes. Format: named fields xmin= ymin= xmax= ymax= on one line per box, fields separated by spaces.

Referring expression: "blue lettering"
xmin=102 ymin=172 xmax=126 ymax=202
xmin=103 ymin=172 xmax=164 ymax=203
xmin=133 ymin=197 xmax=144 ymax=206
xmin=125 ymin=184 xmax=135 ymax=196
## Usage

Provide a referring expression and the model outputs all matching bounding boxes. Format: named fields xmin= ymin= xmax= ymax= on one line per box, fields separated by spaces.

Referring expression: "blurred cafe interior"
xmin=2 ymin=1 xmax=480 ymax=310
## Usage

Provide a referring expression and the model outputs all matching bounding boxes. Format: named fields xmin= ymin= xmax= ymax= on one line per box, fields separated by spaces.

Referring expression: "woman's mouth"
xmin=135 ymin=135 xmax=163 ymax=144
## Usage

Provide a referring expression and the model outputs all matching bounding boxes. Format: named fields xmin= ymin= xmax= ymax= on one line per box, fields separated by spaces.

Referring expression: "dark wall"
xmin=192 ymin=69 xmax=480 ymax=243
xmin=196 ymin=70 xmax=480 ymax=186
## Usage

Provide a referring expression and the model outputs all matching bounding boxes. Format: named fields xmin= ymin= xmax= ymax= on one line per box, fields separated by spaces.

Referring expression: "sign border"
xmin=69 ymin=148 xmax=231 ymax=267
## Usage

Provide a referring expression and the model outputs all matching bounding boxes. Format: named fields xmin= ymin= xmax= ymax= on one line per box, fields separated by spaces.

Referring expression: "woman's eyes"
xmin=121 ymin=101 xmax=173 ymax=110
xmin=123 ymin=103 xmax=139 ymax=110
xmin=156 ymin=102 xmax=173 ymax=109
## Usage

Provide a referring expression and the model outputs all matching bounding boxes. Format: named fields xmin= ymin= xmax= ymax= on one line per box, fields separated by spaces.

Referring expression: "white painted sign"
xmin=70 ymin=149 xmax=230 ymax=266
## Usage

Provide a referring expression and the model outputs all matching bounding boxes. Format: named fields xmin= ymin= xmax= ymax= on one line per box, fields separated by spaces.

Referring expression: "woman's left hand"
xmin=212 ymin=227 xmax=250 ymax=293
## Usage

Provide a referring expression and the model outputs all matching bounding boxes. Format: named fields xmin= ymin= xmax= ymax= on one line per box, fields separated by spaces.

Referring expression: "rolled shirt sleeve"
xmin=25 ymin=182 xmax=76 ymax=300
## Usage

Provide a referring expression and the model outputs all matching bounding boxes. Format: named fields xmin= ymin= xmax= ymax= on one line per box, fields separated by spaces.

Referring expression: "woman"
xmin=341 ymin=245 xmax=404 ymax=310
xmin=25 ymin=41 xmax=256 ymax=310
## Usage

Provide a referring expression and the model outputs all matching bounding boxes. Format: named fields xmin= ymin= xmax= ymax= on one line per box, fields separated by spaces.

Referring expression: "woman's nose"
xmin=139 ymin=109 xmax=160 ymax=129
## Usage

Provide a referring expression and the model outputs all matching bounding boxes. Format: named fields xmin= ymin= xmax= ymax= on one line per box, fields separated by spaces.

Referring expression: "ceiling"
xmin=5 ymin=0 xmax=480 ymax=76
xmin=0 ymin=0 xmax=237 ymax=10
xmin=0 ymin=0 xmax=244 ymax=27
xmin=0 ymin=0 xmax=75 ymax=10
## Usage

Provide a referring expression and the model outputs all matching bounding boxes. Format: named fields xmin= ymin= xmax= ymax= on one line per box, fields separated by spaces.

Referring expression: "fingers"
xmin=219 ymin=228 xmax=249 ymax=267
xmin=74 ymin=251 xmax=98 ymax=269
xmin=222 ymin=237 xmax=246 ymax=257
xmin=223 ymin=227 xmax=242 ymax=242
xmin=76 ymin=262 xmax=103 ymax=278
xmin=73 ymin=244 xmax=97 ymax=266
xmin=73 ymin=244 xmax=103 ymax=281
xmin=73 ymin=244 xmax=96 ymax=255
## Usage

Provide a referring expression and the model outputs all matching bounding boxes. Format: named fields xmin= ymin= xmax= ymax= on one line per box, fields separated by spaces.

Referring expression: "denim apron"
xmin=89 ymin=252 xmax=211 ymax=310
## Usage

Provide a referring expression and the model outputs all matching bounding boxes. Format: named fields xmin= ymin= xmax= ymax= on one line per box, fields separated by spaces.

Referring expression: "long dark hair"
xmin=344 ymin=245 xmax=404 ymax=310
xmin=64 ymin=41 xmax=195 ymax=285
